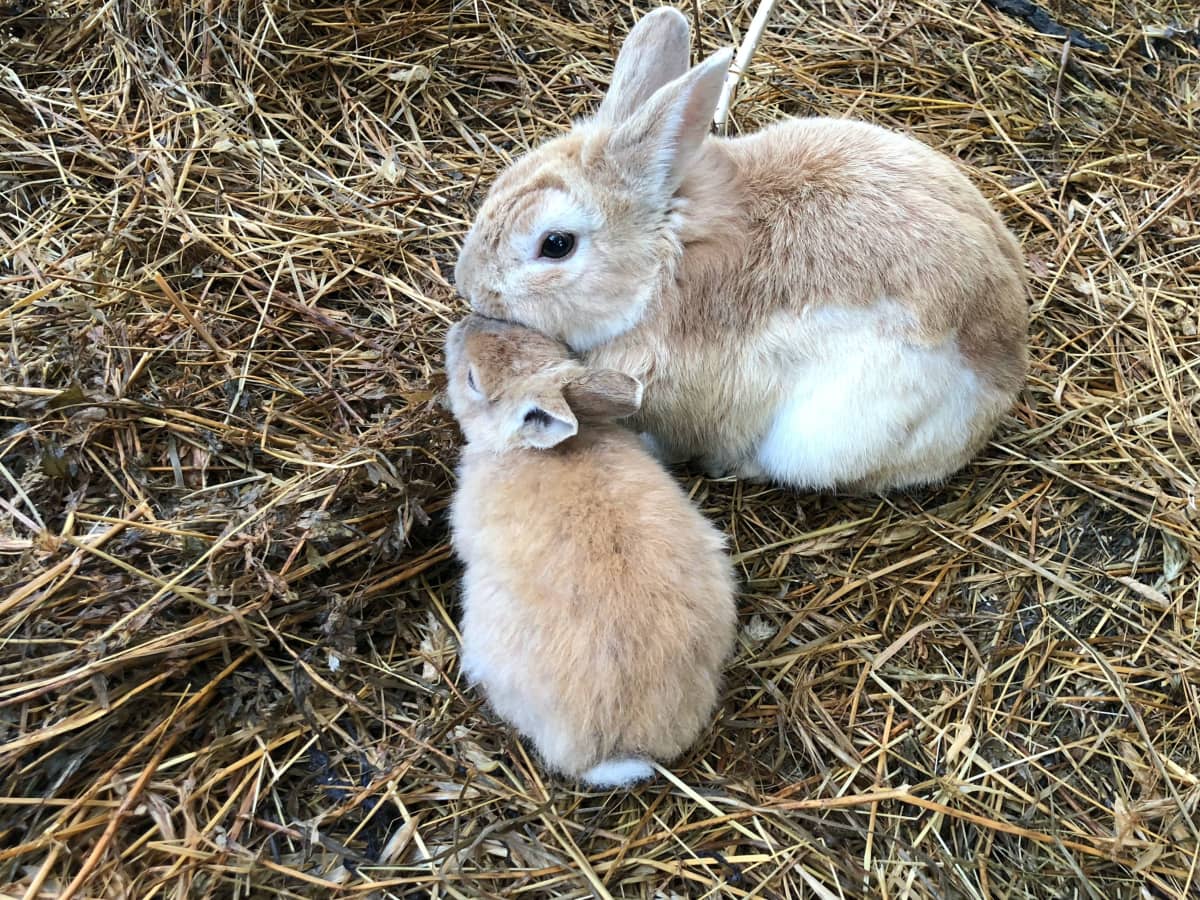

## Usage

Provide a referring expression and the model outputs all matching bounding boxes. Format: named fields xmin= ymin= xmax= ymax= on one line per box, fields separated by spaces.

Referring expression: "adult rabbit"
xmin=455 ymin=7 xmax=1027 ymax=491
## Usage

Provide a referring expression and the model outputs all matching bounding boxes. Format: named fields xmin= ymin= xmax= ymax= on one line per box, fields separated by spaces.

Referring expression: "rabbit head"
xmin=454 ymin=8 xmax=732 ymax=352
xmin=445 ymin=314 xmax=644 ymax=452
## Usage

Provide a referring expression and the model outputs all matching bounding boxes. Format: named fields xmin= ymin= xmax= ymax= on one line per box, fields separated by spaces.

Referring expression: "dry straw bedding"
xmin=0 ymin=0 xmax=1198 ymax=897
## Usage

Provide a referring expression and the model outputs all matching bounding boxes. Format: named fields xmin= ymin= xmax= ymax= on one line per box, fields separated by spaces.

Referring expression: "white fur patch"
xmin=563 ymin=287 xmax=653 ymax=353
xmin=754 ymin=302 xmax=989 ymax=489
xmin=581 ymin=758 xmax=655 ymax=788
xmin=515 ymin=189 xmax=598 ymax=263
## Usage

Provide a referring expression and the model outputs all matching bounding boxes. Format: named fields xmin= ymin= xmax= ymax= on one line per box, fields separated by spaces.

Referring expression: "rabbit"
xmin=453 ymin=6 xmax=1029 ymax=493
xmin=444 ymin=313 xmax=737 ymax=788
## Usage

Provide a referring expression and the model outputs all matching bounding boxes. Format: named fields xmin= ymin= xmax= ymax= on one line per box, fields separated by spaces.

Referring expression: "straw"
xmin=1 ymin=0 xmax=1197 ymax=896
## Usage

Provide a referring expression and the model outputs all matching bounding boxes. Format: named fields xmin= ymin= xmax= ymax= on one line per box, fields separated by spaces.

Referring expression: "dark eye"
xmin=538 ymin=231 xmax=575 ymax=260
xmin=466 ymin=369 xmax=479 ymax=392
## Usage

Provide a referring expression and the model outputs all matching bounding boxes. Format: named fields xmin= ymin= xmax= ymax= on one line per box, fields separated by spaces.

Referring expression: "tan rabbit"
xmin=445 ymin=314 xmax=737 ymax=788
xmin=454 ymin=7 xmax=1028 ymax=492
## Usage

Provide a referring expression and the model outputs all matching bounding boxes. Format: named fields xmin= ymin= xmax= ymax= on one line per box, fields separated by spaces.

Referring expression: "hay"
xmin=1 ymin=0 xmax=1198 ymax=896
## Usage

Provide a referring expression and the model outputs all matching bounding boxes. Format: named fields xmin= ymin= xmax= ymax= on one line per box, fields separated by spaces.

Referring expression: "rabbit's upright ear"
xmin=512 ymin=390 xmax=579 ymax=449
xmin=564 ymin=370 xmax=643 ymax=421
xmin=595 ymin=7 xmax=692 ymax=125
xmin=606 ymin=47 xmax=732 ymax=196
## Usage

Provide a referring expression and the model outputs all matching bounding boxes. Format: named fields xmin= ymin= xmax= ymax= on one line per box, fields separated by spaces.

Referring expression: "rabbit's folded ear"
xmin=596 ymin=7 xmax=692 ymax=125
xmin=607 ymin=48 xmax=732 ymax=196
xmin=514 ymin=392 xmax=579 ymax=449
xmin=564 ymin=370 xmax=643 ymax=421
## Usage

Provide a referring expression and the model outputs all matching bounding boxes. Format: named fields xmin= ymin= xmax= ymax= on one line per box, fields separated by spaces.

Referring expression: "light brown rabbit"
xmin=454 ymin=7 xmax=1028 ymax=492
xmin=445 ymin=313 xmax=737 ymax=788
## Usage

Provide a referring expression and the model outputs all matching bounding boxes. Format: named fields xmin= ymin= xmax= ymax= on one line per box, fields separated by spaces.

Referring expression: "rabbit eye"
xmin=538 ymin=231 xmax=575 ymax=260
xmin=466 ymin=368 xmax=480 ymax=394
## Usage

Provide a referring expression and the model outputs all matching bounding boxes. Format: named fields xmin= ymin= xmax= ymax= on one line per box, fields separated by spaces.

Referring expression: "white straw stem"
xmin=713 ymin=0 xmax=780 ymax=134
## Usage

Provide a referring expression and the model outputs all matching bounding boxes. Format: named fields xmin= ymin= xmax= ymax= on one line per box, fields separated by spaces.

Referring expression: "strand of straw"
xmin=713 ymin=0 xmax=780 ymax=133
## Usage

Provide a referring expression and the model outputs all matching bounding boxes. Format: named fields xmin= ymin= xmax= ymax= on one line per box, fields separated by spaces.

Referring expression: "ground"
xmin=1 ymin=1 xmax=1198 ymax=897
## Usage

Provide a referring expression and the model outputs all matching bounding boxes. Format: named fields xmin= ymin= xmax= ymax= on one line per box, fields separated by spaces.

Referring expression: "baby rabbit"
xmin=445 ymin=313 xmax=737 ymax=788
xmin=454 ymin=7 xmax=1028 ymax=493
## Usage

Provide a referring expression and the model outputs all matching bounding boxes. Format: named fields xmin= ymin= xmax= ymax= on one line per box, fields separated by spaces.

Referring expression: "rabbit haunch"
xmin=445 ymin=315 xmax=737 ymax=788
xmin=454 ymin=7 xmax=1029 ymax=492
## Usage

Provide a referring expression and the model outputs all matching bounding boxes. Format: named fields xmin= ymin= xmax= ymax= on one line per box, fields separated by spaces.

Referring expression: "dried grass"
xmin=1 ymin=0 xmax=1198 ymax=897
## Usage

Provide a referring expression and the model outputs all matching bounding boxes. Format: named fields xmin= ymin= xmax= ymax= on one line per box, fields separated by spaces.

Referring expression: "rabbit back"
xmin=451 ymin=430 xmax=736 ymax=778
xmin=723 ymin=115 xmax=1026 ymax=377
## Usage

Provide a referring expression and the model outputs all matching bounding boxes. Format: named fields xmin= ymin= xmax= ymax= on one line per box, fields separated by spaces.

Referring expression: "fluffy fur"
xmin=454 ymin=7 xmax=1029 ymax=492
xmin=445 ymin=314 xmax=738 ymax=788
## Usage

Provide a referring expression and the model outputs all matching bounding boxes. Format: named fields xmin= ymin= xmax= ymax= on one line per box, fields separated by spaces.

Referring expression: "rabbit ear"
xmin=513 ymin=391 xmax=579 ymax=449
xmin=607 ymin=47 xmax=732 ymax=196
xmin=564 ymin=370 xmax=643 ymax=421
xmin=595 ymin=7 xmax=692 ymax=125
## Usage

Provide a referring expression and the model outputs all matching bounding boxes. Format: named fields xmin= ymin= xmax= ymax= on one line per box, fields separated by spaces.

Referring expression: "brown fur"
xmin=454 ymin=8 xmax=1030 ymax=491
xmin=445 ymin=314 xmax=737 ymax=783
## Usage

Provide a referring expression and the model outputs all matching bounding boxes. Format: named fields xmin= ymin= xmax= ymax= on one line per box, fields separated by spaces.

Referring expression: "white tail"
xmin=582 ymin=758 xmax=655 ymax=788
